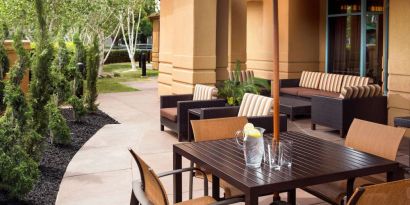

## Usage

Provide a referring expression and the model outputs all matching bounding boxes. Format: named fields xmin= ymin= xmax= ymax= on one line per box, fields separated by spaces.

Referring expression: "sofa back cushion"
xmin=318 ymin=73 xmax=344 ymax=93
xmin=229 ymin=70 xmax=255 ymax=84
xmin=193 ymin=84 xmax=218 ymax=101
xmin=339 ymin=84 xmax=383 ymax=99
xmin=341 ymin=75 xmax=370 ymax=89
xmin=299 ymin=71 xmax=322 ymax=89
xmin=238 ymin=93 xmax=273 ymax=117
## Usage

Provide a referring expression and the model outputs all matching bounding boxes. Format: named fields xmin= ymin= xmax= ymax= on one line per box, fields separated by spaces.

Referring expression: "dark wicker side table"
xmin=394 ymin=116 xmax=410 ymax=173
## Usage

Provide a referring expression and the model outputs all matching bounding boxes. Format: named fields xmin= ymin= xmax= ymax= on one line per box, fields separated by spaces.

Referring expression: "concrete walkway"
xmin=56 ymin=79 xmax=409 ymax=205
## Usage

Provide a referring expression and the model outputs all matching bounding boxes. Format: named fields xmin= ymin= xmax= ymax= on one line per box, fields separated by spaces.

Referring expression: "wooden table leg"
xmin=173 ymin=151 xmax=182 ymax=203
xmin=245 ymin=193 xmax=258 ymax=205
xmin=387 ymin=166 xmax=405 ymax=182
xmin=346 ymin=178 xmax=355 ymax=202
xmin=212 ymin=175 xmax=220 ymax=201
xmin=287 ymin=189 xmax=296 ymax=205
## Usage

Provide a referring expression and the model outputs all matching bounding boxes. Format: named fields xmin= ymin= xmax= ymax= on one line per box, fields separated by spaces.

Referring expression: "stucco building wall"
xmin=387 ymin=0 xmax=410 ymax=130
xmin=4 ymin=40 xmax=30 ymax=93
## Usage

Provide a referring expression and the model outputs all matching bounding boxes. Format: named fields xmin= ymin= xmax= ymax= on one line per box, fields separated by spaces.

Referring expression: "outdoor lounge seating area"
xmin=6 ymin=0 xmax=410 ymax=205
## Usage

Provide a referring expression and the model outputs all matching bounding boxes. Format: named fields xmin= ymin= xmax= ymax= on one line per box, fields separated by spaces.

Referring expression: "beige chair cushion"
xmin=319 ymin=73 xmax=344 ymax=93
xmin=299 ymin=71 xmax=323 ymax=89
xmin=341 ymin=75 xmax=370 ymax=88
xmin=193 ymin=84 xmax=218 ymax=101
xmin=160 ymin=108 xmax=177 ymax=122
xmin=238 ymin=93 xmax=273 ymax=117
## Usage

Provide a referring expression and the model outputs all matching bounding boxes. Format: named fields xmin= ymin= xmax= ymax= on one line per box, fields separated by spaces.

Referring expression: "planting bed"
xmin=0 ymin=108 xmax=118 ymax=205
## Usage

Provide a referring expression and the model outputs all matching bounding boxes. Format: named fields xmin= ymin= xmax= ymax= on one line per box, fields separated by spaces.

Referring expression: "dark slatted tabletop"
xmin=173 ymin=131 xmax=402 ymax=205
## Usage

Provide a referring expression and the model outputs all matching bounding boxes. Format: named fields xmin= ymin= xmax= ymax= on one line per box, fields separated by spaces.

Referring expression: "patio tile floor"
xmin=56 ymin=79 xmax=409 ymax=205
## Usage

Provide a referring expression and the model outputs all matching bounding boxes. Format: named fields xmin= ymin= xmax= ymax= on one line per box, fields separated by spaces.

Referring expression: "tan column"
xmin=149 ymin=14 xmax=160 ymax=70
xmin=158 ymin=0 xmax=174 ymax=95
xmin=387 ymin=0 xmax=410 ymax=133
xmin=171 ymin=0 xmax=217 ymax=94
xmin=227 ymin=0 xmax=247 ymax=71
xmin=215 ymin=0 xmax=229 ymax=81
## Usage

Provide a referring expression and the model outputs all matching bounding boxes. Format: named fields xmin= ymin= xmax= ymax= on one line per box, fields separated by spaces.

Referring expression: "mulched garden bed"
xmin=0 ymin=108 xmax=118 ymax=205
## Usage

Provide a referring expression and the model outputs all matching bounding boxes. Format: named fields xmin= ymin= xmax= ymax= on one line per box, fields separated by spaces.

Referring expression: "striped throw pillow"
xmin=341 ymin=75 xmax=370 ymax=88
xmin=193 ymin=84 xmax=218 ymax=101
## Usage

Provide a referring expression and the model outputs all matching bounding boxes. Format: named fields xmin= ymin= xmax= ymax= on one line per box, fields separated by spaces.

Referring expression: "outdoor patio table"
xmin=173 ymin=131 xmax=404 ymax=205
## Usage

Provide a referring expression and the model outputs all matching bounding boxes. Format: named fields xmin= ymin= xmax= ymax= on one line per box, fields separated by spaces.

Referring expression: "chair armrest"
xmin=210 ymin=197 xmax=245 ymax=205
xmin=132 ymin=181 xmax=154 ymax=205
xmin=280 ymin=79 xmax=300 ymax=88
xmin=200 ymin=106 xmax=240 ymax=119
xmin=160 ymin=94 xmax=193 ymax=108
xmin=248 ymin=114 xmax=287 ymax=133
xmin=178 ymin=99 xmax=227 ymax=141
xmin=158 ymin=167 xmax=209 ymax=197
xmin=311 ymin=95 xmax=344 ymax=130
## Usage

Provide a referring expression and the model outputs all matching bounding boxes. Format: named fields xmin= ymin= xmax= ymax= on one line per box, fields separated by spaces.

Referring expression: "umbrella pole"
xmin=272 ymin=0 xmax=281 ymax=203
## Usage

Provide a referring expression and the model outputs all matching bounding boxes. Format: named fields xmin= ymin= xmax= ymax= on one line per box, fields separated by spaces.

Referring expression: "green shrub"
xmin=30 ymin=0 xmax=54 ymax=136
xmin=71 ymin=33 xmax=86 ymax=97
xmin=46 ymin=97 xmax=71 ymax=145
xmin=84 ymin=35 xmax=99 ymax=112
xmin=0 ymin=25 xmax=9 ymax=112
xmin=104 ymin=49 xmax=146 ymax=64
xmin=51 ymin=35 xmax=72 ymax=104
xmin=0 ymin=32 xmax=40 ymax=199
xmin=217 ymin=60 xmax=259 ymax=106
xmin=68 ymin=96 xmax=86 ymax=122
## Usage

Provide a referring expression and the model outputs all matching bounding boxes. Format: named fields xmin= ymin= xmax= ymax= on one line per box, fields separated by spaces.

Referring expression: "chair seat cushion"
xmin=304 ymin=174 xmax=385 ymax=204
xmin=175 ymin=196 xmax=216 ymax=205
xmin=298 ymin=89 xmax=340 ymax=99
xmin=160 ymin=107 xmax=178 ymax=122
xmin=280 ymin=87 xmax=313 ymax=96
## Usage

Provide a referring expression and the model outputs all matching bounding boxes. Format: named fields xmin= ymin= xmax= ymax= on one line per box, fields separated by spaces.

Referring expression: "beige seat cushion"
xmin=160 ymin=108 xmax=177 ymax=122
xmin=175 ymin=196 xmax=216 ymax=205
xmin=280 ymin=87 xmax=313 ymax=96
xmin=298 ymin=89 xmax=340 ymax=99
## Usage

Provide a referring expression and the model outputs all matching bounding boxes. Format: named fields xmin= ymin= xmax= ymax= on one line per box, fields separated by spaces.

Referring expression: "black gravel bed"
xmin=0 ymin=108 xmax=118 ymax=205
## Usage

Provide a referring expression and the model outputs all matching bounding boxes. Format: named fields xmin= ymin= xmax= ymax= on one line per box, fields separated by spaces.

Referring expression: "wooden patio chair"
xmin=188 ymin=117 xmax=249 ymax=199
xmin=347 ymin=179 xmax=410 ymax=205
xmin=129 ymin=148 xmax=243 ymax=205
xmin=303 ymin=119 xmax=406 ymax=205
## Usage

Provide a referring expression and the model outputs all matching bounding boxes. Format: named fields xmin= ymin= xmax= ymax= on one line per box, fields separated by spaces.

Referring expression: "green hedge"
xmin=104 ymin=49 xmax=151 ymax=64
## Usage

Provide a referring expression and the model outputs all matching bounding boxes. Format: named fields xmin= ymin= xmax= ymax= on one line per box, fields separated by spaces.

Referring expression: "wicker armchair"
xmin=160 ymin=84 xmax=226 ymax=141
xmin=303 ymin=119 xmax=406 ymax=205
xmin=128 ymin=148 xmax=244 ymax=205
xmin=190 ymin=93 xmax=287 ymax=140
xmin=347 ymin=179 xmax=410 ymax=205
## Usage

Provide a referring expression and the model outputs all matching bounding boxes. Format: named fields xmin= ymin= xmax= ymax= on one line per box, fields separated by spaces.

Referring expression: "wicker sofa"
xmin=160 ymin=84 xmax=226 ymax=141
xmin=280 ymin=71 xmax=387 ymax=137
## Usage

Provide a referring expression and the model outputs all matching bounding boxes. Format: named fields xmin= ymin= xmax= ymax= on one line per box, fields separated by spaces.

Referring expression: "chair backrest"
xmin=347 ymin=179 xmax=410 ymax=205
xmin=129 ymin=149 xmax=169 ymax=205
xmin=345 ymin=119 xmax=406 ymax=161
xmin=193 ymin=84 xmax=218 ymax=101
xmin=237 ymin=93 xmax=273 ymax=117
xmin=191 ymin=117 xmax=248 ymax=142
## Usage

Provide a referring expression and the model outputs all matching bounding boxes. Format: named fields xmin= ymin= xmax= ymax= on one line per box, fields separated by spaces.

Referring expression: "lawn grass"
xmin=97 ymin=63 xmax=159 ymax=93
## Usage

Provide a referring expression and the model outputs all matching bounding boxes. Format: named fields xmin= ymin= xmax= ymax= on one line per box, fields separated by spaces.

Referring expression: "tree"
xmin=0 ymin=32 xmax=40 ymax=199
xmin=51 ymin=34 xmax=71 ymax=104
xmin=84 ymin=35 xmax=100 ymax=112
xmin=30 ymin=0 xmax=54 ymax=136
